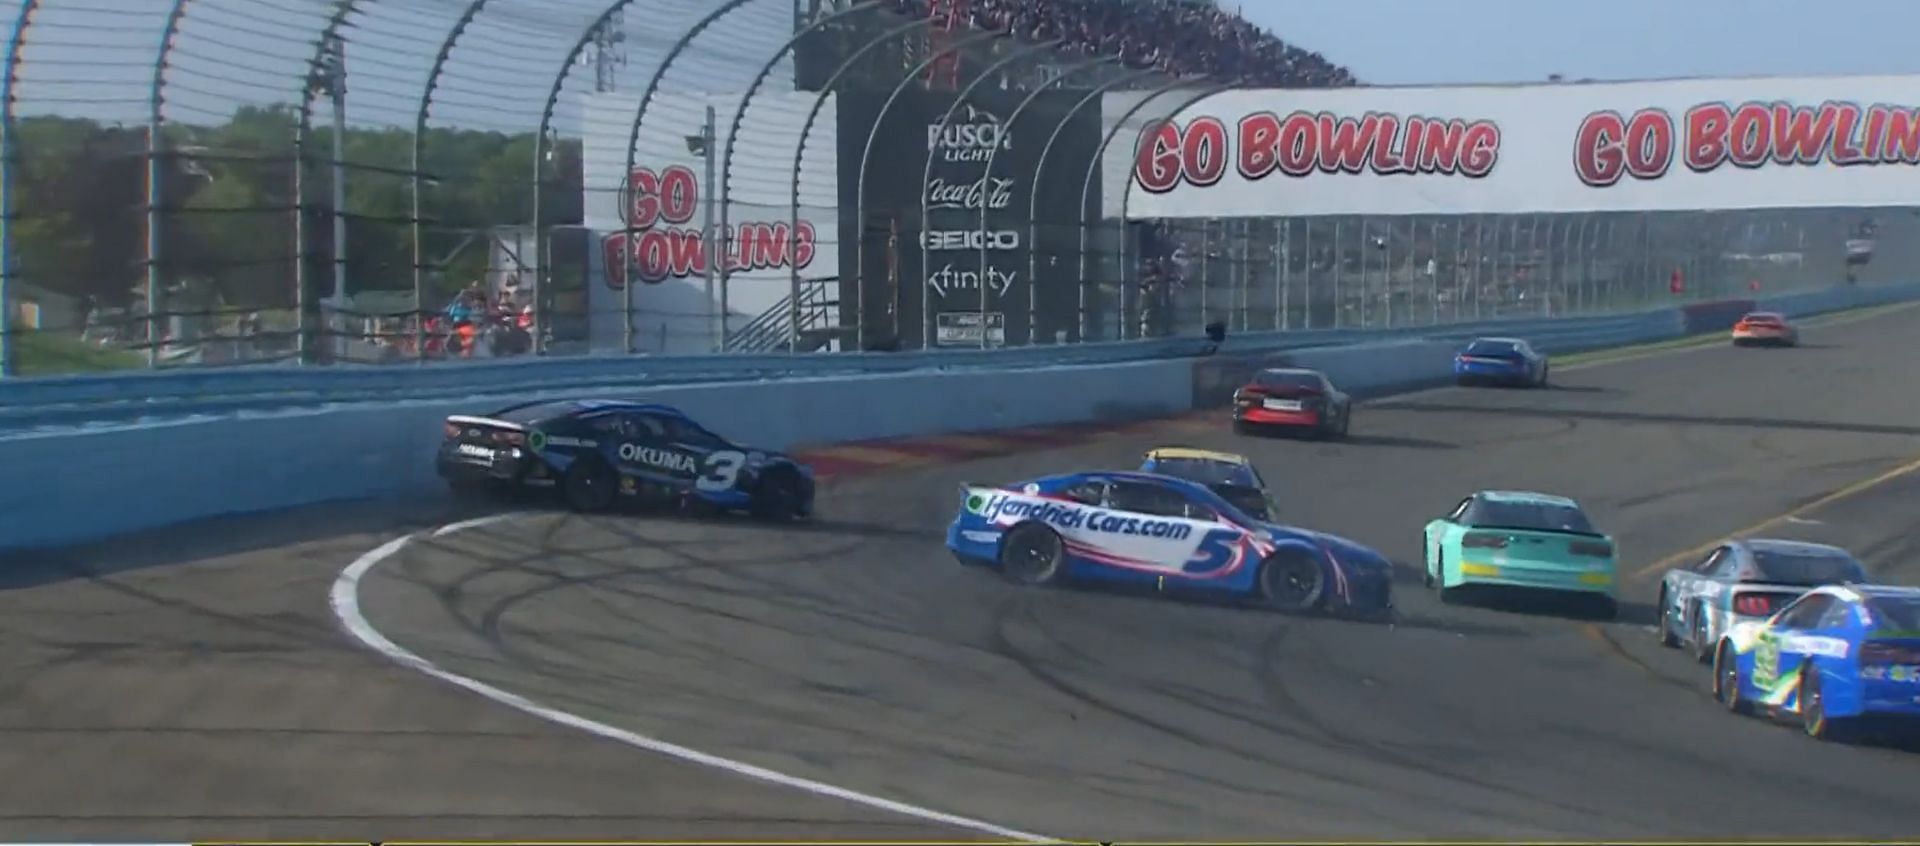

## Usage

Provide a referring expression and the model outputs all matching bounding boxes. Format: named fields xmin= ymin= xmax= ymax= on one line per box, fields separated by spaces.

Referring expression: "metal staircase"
xmin=723 ymin=277 xmax=842 ymax=353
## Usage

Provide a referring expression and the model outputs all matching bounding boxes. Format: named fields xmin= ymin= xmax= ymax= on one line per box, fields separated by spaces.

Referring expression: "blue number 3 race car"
xmin=436 ymin=398 xmax=815 ymax=520
xmin=946 ymin=470 xmax=1394 ymax=616
xmin=1714 ymin=584 xmax=1920 ymax=741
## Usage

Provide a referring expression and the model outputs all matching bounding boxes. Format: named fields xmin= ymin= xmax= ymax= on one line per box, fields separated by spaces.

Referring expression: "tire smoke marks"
xmin=1133 ymin=111 xmax=1503 ymax=194
xmin=1574 ymin=101 xmax=1920 ymax=187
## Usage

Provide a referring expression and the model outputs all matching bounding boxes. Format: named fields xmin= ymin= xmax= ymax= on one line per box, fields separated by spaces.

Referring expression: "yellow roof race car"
xmin=1138 ymin=447 xmax=1278 ymax=521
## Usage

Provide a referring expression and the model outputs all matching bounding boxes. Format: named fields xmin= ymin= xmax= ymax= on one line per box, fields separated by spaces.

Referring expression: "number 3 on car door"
xmin=697 ymin=450 xmax=746 ymax=491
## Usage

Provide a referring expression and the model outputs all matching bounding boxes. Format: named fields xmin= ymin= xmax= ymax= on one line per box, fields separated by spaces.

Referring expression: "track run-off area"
xmin=7 ymin=303 xmax=1920 ymax=840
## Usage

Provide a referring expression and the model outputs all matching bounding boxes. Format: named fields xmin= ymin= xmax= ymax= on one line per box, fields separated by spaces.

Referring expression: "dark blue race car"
xmin=947 ymin=470 xmax=1393 ymax=616
xmin=1454 ymin=336 xmax=1549 ymax=387
xmin=435 ymin=398 xmax=814 ymax=519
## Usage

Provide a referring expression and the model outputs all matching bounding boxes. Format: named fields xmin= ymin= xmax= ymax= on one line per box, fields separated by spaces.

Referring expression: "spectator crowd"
xmin=889 ymin=0 xmax=1355 ymax=87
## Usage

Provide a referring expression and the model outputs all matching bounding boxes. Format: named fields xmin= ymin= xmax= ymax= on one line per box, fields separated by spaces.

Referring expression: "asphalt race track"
xmin=8 ymin=303 xmax=1920 ymax=839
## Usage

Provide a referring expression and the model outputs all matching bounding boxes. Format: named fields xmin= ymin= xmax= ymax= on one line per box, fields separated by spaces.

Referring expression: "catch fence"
xmin=0 ymin=0 xmax=1900 ymax=375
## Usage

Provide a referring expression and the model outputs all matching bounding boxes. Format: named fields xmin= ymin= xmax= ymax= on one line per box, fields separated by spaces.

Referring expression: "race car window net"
xmin=1463 ymin=501 xmax=1598 ymax=535
xmin=1750 ymin=550 xmax=1867 ymax=586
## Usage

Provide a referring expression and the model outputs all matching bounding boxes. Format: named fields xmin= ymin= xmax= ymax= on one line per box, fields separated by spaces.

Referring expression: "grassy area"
xmin=12 ymin=331 xmax=144 ymax=376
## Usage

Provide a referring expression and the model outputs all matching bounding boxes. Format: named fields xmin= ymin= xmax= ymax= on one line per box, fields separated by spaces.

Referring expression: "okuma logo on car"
xmin=928 ymin=103 xmax=1011 ymax=163
xmin=619 ymin=442 xmax=696 ymax=473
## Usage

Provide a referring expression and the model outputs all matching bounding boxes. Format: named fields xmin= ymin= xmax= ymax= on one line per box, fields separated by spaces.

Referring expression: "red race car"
xmin=1731 ymin=311 xmax=1799 ymax=347
xmin=1231 ymin=367 xmax=1352 ymax=439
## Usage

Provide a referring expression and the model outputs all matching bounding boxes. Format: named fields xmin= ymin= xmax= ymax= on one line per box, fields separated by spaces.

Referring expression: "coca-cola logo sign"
xmin=602 ymin=164 xmax=816 ymax=289
xmin=927 ymin=176 xmax=1015 ymax=211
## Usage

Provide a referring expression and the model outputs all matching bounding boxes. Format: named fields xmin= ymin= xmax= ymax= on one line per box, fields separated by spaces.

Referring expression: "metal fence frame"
xmin=0 ymin=2 xmax=1888 ymax=376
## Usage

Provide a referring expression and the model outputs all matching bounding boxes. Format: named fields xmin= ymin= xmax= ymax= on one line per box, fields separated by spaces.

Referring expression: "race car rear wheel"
xmin=1714 ymin=642 xmax=1751 ymax=715
xmin=1260 ymin=550 xmax=1326 ymax=614
xmin=1537 ymin=363 xmax=1550 ymax=388
xmin=1656 ymin=587 xmax=1680 ymax=648
xmin=561 ymin=458 xmax=618 ymax=513
xmin=998 ymin=522 xmax=1065 ymax=586
xmin=1691 ymin=606 xmax=1715 ymax=664
xmin=1800 ymin=670 xmax=1833 ymax=739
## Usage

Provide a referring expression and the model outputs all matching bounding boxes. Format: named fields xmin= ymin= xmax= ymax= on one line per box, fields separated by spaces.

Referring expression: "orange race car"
xmin=1731 ymin=311 xmax=1798 ymax=347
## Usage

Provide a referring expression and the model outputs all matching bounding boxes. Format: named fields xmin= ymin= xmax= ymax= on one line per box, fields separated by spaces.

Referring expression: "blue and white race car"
xmin=946 ymin=470 xmax=1393 ymax=615
xmin=1713 ymin=584 xmax=1920 ymax=741
xmin=435 ymin=398 xmax=815 ymax=519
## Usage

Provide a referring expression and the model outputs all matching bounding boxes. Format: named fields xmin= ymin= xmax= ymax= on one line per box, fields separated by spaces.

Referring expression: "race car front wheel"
xmin=999 ymin=522 xmax=1065 ymax=586
xmin=1260 ymin=550 xmax=1326 ymax=614
xmin=561 ymin=458 xmax=618 ymax=513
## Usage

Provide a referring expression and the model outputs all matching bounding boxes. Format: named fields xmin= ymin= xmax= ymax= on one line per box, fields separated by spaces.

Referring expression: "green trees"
xmin=9 ymin=105 xmax=583 ymax=315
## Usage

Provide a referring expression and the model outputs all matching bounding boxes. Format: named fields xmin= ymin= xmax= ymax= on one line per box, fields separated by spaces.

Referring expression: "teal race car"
xmin=1422 ymin=490 xmax=1618 ymax=617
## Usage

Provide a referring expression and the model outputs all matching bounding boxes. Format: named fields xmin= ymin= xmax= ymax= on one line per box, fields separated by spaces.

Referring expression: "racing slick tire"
xmin=998 ymin=522 xmax=1067 ymax=586
xmin=1691 ymin=605 xmax=1715 ymax=664
xmin=560 ymin=457 xmax=619 ymax=513
xmin=1232 ymin=420 xmax=1252 ymax=436
xmin=749 ymin=468 xmax=803 ymax=521
xmin=1434 ymin=550 xmax=1463 ymax=604
xmin=1714 ymin=641 xmax=1752 ymax=715
xmin=1799 ymin=670 xmax=1850 ymax=742
xmin=1537 ymin=363 xmax=1550 ymax=388
xmin=1324 ymin=406 xmax=1350 ymax=440
xmin=1656 ymin=587 xmax=1681 ymax=648
xmin=1259 ymin=549 xmax=1327 ymax=614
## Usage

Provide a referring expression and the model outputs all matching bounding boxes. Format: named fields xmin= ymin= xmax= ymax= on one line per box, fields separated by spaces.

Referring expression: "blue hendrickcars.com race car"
xmin=946 ymin=470 xmax=1393 ymax=615
xmin=1713 ymin=584 xmax=1920 ymax=741
xmin=435 ymin=398 xmax=815 ymax=519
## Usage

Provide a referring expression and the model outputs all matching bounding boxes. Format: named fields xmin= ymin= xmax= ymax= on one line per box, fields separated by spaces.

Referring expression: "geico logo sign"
xmin=927 ymin=264 xmax=1018 ymax=297
xmin=618 ymin=443 xmax=696 ymax=473
xmin=923 ymin=230 xmax=1020 ymax=251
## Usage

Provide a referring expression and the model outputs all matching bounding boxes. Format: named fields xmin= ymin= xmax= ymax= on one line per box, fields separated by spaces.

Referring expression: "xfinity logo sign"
xmin=927 ymin=263 xmax=1018 ymax=297
xmin=928 ymin=104 xmax=1011 ymax=163
xmin=927 ymin=176 xmax=1015 ymax=211
xmin=924 ymin=230 xmax=1021 ymax=251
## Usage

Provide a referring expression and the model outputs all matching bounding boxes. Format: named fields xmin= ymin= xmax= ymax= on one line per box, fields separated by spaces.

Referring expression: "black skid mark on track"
xmin=1253 ymin=623 xmax=1632 ymax=829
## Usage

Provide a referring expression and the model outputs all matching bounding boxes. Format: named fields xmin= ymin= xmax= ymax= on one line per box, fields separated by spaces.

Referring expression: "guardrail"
xmin=0 ymin=281 xmax=1911 ymax=551
xmin=0 ymin=283 xmax=1912 ymax=436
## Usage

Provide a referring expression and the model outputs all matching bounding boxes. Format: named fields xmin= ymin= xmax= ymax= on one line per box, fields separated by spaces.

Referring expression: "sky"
xmin=9 ymin=0 xmax=1920 ymax=134
xmin=1240 ymin=0 xmax=1920 ymax=85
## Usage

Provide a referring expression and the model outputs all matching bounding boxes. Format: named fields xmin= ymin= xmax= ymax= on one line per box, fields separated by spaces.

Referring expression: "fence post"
xmin=719 ymin=1 xmax=881 ymax=355
xmin=0 ymin=0 xmax=39 ymax=377
xmin=145 ymin=0 xmax=195 ymax=369
xmin=980 ymin=53 xmax=1116 ymax=348
xmin=916 ymin=36 xmax=1062 ymax=350
xmin=533 ymin=0 xmax=642 ymax=358
xmin=414 ymin=0 xmax=491 ymax=360
xmin=790 ymin=14 xmax=937 ymax=354
xmin=1028 ymin=67 xmax=1157 ymax=345
xmin=852 ymin=26 xmax=1004 ymax=347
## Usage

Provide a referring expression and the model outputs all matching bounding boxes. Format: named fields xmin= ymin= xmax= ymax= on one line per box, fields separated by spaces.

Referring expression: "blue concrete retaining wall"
xmin=1 ymin=282 xmax=1911 ymax=552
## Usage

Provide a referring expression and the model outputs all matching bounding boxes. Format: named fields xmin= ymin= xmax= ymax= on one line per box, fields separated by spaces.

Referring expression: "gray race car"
xmin=1655 ymin=538 xmax=1868 ymax=662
